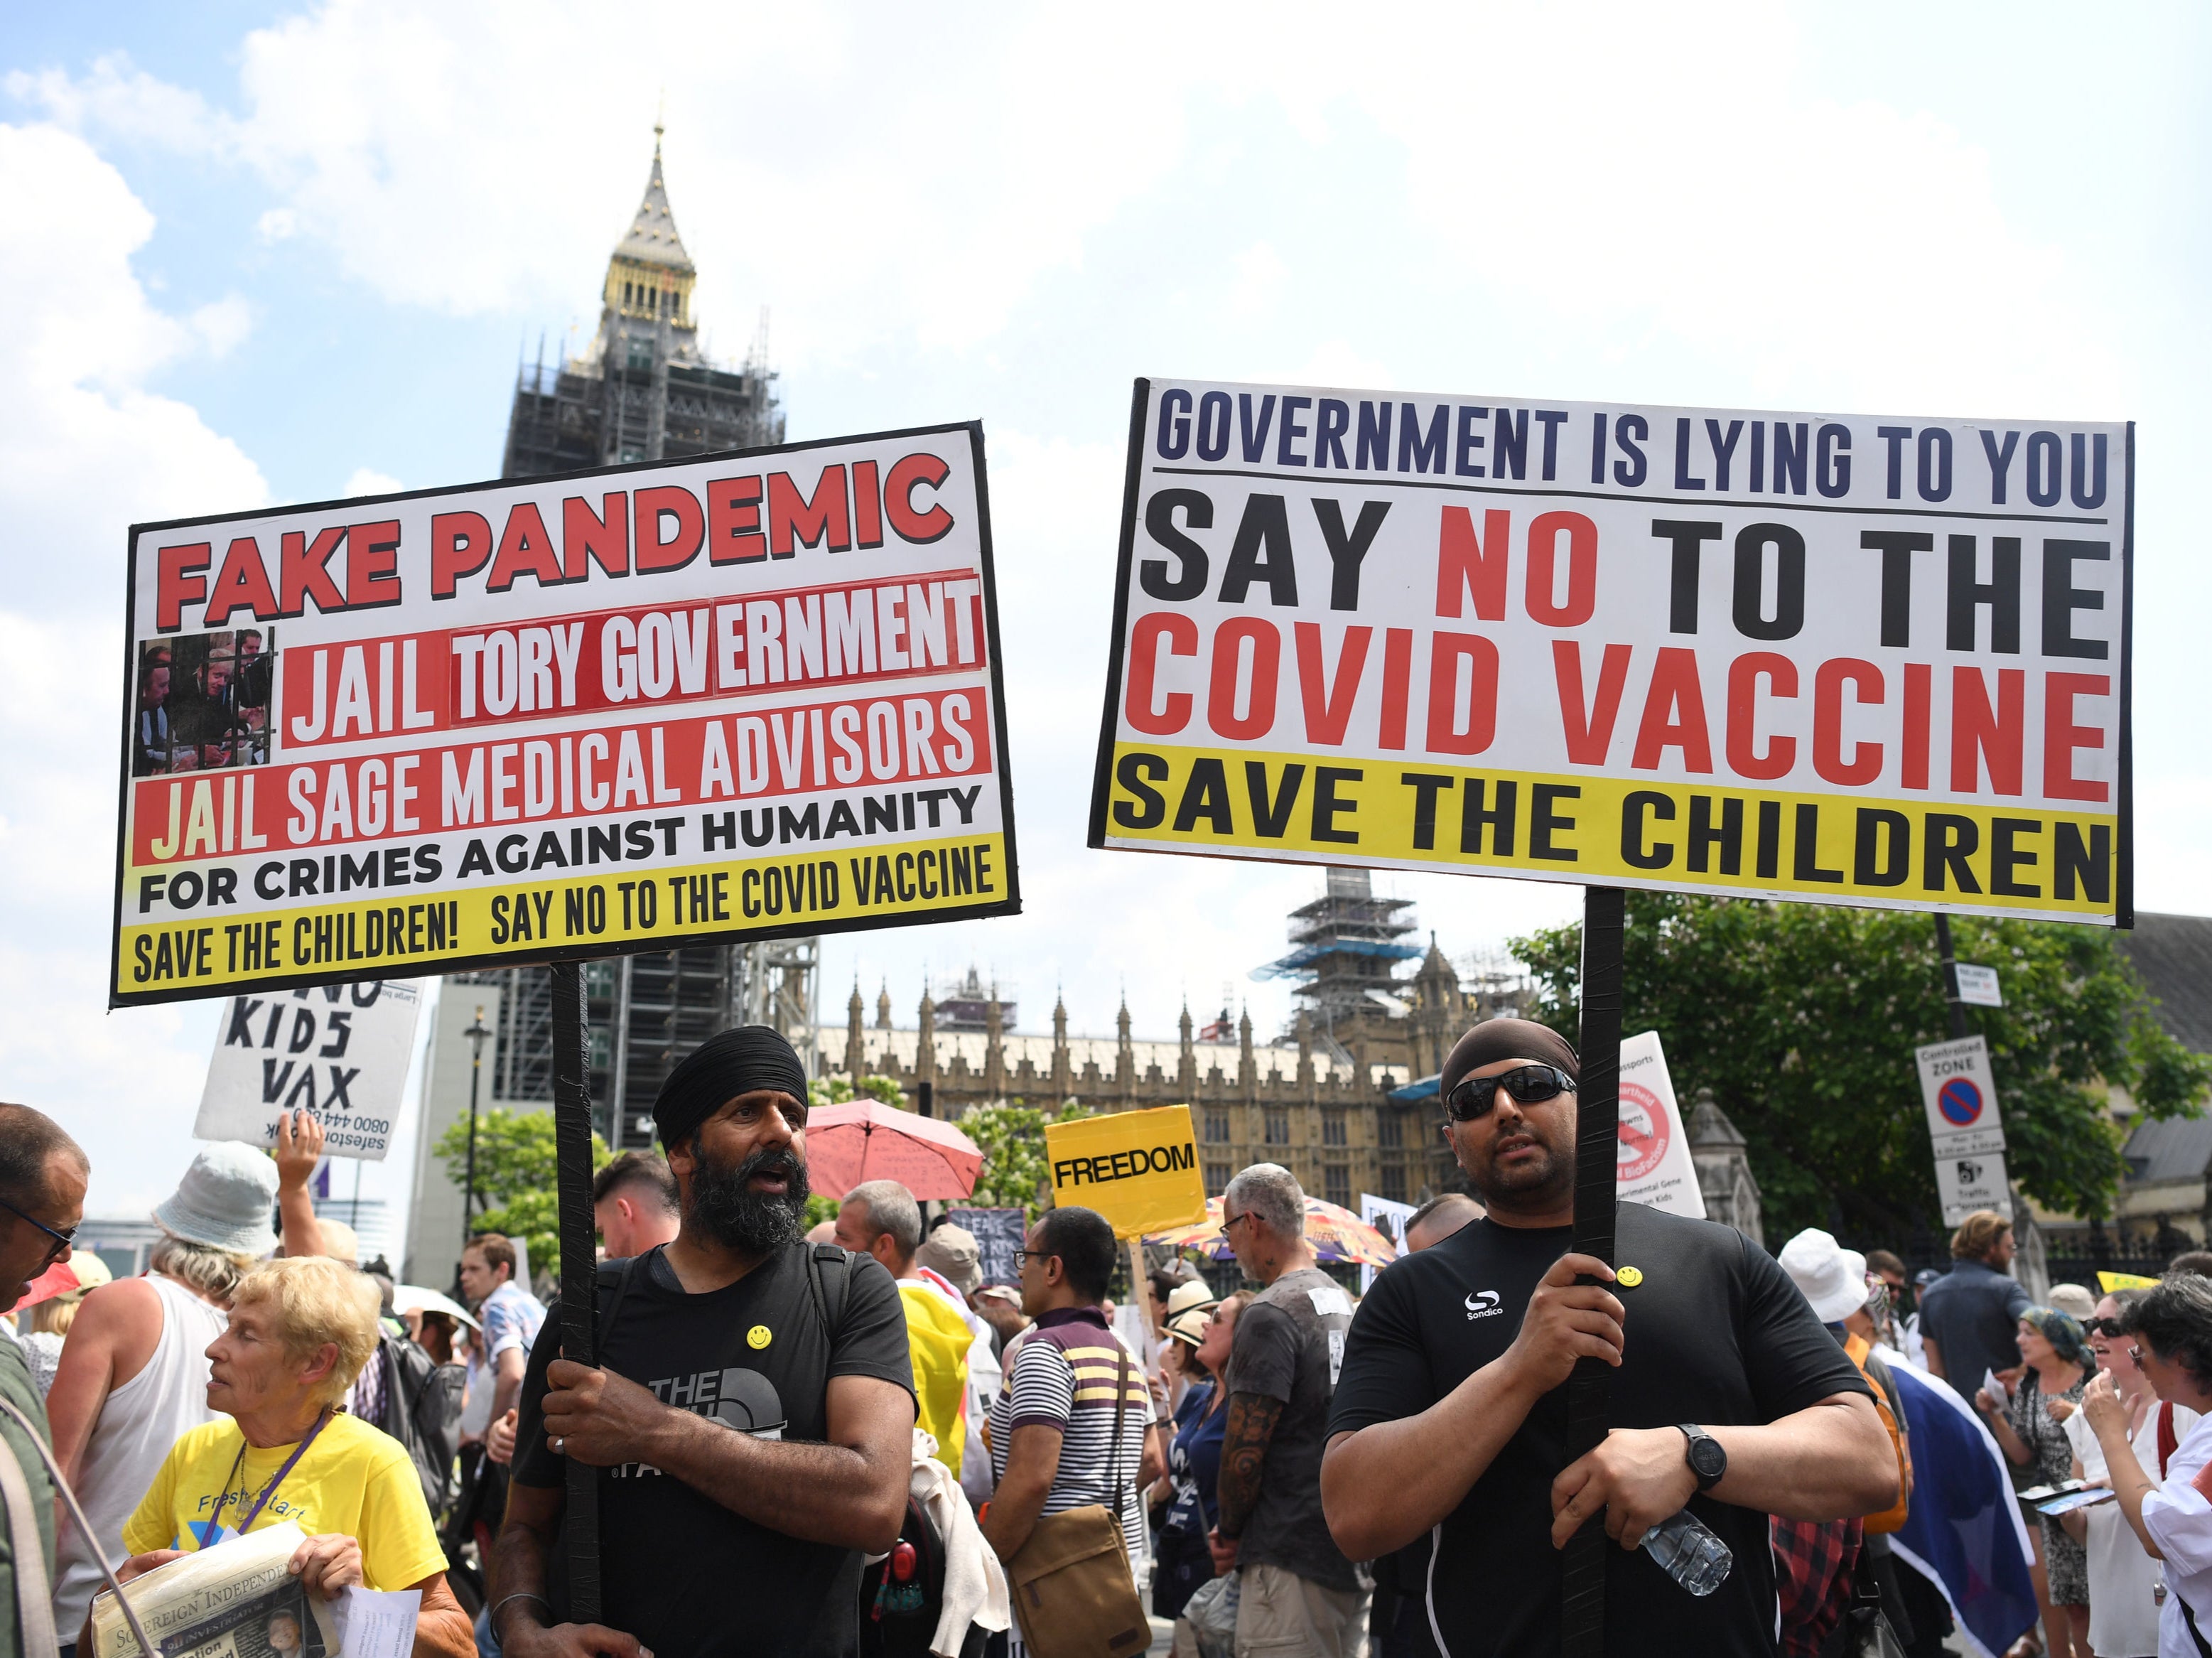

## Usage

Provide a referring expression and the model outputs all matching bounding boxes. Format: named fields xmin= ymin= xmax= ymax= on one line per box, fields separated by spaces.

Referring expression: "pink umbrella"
xmin=804 ymin=1102 xmax=984 ymax=1201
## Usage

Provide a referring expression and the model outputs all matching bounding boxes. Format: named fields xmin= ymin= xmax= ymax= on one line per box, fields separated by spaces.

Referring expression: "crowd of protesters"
xmin=11 ymin=1013 xmax=2212 ymax=1658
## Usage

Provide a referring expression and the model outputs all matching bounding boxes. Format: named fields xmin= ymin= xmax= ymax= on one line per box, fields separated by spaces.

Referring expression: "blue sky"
xmin=4 ymin=1 xmax=2207 ymax=1226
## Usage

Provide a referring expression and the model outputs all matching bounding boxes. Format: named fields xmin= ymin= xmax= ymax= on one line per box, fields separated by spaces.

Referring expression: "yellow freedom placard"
xmin=1045 ymin=1105 xmax=1207 ymax=1239
xmin=2098 ymin=1271 xmax=2159 ymax=1293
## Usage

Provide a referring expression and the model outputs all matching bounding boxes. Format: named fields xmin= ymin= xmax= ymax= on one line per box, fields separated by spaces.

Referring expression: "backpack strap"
xmin=593 ymin=1253 xmax=646 ymax=1359
xmin=806 ymin=1243 xmax=858 ymax=1343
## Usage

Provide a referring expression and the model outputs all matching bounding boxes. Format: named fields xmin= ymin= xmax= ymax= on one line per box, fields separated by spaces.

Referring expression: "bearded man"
xmin=492 ymin=1026 xmax=917 ymax=1658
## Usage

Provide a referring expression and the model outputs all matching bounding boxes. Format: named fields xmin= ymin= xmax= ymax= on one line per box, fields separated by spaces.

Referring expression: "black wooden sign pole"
xmin=1560 ymin=885 xmax=1626 ymax=1658
xmin=548 ymin=959 xmax=602 ymax=1624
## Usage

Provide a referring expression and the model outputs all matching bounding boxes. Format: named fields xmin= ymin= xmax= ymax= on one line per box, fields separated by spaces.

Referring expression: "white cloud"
xmin=0 ymin=120 xmax=267 ymax=1214
xmin=14 ymin=2 xmax=2126 ymax=419
xmin=344 ymin=466 xmax=403 ymax=496
xmin=255 ymin=206 xmax=296 ymax=244
xmin=190 ymin=295 xmax=252 ymax=357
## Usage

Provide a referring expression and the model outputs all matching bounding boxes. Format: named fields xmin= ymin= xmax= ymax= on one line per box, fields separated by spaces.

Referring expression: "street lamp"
xmin=462 ymin=1005 xmax=491 ymax=1255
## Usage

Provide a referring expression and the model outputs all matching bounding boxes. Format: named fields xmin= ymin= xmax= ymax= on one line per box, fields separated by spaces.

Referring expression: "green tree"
xmin=434 ymin=1107 xmax=610 ymax=1283
xmin=807 ymin=1074 xmax=909 ymax=1110
xmin=1511 ymin=895 xmax=2208 ymax=1245
xmin=961 ymin=1099 xmax=1096 ymax=1220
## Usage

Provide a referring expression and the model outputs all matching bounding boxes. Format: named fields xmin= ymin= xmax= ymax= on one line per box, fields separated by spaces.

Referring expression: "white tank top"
xmin=53 ymin=1274 xmax=229 ymax=1629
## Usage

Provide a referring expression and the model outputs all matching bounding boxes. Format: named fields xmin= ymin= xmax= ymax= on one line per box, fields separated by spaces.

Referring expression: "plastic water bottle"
xmin=1641 ymin=1508 xmax=1733 ymax=1596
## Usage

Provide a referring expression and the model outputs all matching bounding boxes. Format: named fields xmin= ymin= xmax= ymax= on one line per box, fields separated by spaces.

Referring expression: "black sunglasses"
xmin=1445 ymin=1065 xmax=1577 ymax=1122
xmin=2086 ymin=1317 xmax=2130 ymax=1338
xmin=0 ymin=1194 xmax=75 ymax=1268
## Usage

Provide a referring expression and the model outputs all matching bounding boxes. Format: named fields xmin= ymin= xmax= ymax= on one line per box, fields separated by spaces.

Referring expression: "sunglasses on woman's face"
xmin=1444 ymin=1064 xmax=1577 ymax=1123
xmin=2086 ymin=1318 xmax=2129 ymax=1338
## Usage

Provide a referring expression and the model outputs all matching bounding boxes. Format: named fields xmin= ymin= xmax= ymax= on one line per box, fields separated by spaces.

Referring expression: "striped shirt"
xmin=988 ymin=1306 xmax=1156 ymax=1560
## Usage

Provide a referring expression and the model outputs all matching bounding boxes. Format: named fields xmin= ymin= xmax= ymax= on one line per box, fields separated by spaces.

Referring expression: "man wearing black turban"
xmin=495 ymin=1026 xmax=919 ymax=1658
xmin=1322 ymin=1017 xmax=1896 ymax=1658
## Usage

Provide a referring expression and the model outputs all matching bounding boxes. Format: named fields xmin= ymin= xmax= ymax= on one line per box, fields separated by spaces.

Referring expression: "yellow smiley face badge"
xmin=1615 ymin=1266 xmax=1644 ymax=1289
xmin=747 ymin=1325 xmax=772 ymax=1350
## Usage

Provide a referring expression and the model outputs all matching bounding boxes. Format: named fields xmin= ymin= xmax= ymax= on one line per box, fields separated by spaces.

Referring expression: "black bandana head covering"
xmin=1438 ymin=1017 xmax=1580 ymax=1101
xmin=654 ymin=1025 xmax=809 ymax=1149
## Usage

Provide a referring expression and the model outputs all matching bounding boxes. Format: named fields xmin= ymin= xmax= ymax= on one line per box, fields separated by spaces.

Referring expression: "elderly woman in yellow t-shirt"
xmin=96 ymin=1257 xmax=473 ymax=1658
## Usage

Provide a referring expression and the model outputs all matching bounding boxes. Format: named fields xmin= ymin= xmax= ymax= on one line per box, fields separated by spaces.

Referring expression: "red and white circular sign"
xmin=1617 ymin=1082 xmax=1670 ymax=1183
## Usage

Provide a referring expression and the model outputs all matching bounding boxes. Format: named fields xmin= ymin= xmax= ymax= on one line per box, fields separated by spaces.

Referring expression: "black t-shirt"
xmin=1328 ymin=1203 xmax=1869 ymax=1658
xmin=513 ymin=1244 xmax=915 ymax=1658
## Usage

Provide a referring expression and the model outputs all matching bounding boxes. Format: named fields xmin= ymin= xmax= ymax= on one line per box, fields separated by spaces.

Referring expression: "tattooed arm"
xmin=1208 ymin=1392 xmax=1285 ymax=1573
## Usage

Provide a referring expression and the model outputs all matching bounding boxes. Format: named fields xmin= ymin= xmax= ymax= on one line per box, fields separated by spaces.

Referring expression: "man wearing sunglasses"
xmin=1322 ymin=1018 xmax=1895 ymax=1658
xmin=0 ymin=1103 xmax=90 ymax=1658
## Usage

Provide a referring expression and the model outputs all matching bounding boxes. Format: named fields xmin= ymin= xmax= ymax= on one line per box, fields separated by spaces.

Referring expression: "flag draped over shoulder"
xmin=1879 ymin=1351 xmax=2039 ymax=1658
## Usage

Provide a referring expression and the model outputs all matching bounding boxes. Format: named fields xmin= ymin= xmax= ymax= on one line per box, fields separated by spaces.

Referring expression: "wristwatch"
xmin=1678 ymin=1424 xmax=1727 ymax=1492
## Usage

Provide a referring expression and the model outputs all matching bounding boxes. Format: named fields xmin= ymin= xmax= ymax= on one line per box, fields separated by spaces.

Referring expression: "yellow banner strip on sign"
xmin=117 ymin=832 xmax=1010 ymax=996
xmin=1045 ymin=1104 xmax=1209 ymax=1241
xmin=1099 ymin=742 xmax=2117 ymax=920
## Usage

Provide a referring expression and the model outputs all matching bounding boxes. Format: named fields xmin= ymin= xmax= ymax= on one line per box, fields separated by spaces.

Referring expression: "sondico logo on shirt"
xmin=1464 ymin=1290 xmax=1504 ymax=1321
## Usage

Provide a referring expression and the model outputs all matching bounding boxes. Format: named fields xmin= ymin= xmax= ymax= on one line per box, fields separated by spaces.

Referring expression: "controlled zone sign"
xmin=113 ymin=424 xmax=1018 ymax=1006
xmin=1045 ymin=1104 xmax=1207 ymax=1239
xmin=1090 ymin=379 xmax=2131 ymax=926
xmin=1916 ymin=1034 xmax=2010 ymax=1221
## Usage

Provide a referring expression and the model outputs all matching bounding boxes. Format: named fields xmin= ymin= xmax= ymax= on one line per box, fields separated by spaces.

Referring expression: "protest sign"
xmin=1617 ymin=1030 xmax=1705 ymax=1219
xmin=112 ymin=424 xmax=1018 ymax=1006
xmin=1359 ymin=1193 xmax=1415 ymax=1291
xmin=1089 ymin=379 xmax=2131 ymax=927
xmin=1044 ymin=1104 xmax=1207 ymax=1239
xmin=193 ymin=979 xmax=423 ymax=1159
xmin=953 ymin=1206 xmax=1029 ymax=1286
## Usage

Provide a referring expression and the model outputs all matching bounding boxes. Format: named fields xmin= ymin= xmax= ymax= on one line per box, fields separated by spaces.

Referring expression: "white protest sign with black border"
xmin=1089 ymin=379 xmax=2131 ymax=927
xmin=114 ymin=424 xmax=1018 ymax=1006
xmin=195 ymin=979 xmax=423 ymax=1159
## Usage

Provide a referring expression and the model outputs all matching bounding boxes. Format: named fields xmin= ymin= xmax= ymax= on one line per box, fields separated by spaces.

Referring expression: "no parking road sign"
xmin=1916 ymin=1034 xmax=2009 ymax=1220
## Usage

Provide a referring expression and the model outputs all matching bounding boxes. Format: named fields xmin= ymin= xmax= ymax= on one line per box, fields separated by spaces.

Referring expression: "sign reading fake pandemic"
xmin=1044 ymin=1104 xmax=1208 ymax=1239
xmin=1090 ymin=380 xmax=2131 ymax=925
xmin=193 ymin=979 xmax=423 ymax=1159
xmin=113 ymin=425 xmax=1019 ymax=1005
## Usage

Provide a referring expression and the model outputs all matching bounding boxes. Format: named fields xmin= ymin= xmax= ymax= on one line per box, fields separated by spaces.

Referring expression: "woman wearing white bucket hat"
xmin=48 ymin=1141 xmax=279 ymax=1638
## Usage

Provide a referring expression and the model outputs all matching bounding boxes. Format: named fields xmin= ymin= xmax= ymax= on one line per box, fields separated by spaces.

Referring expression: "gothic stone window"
xmin=1264 ymin=1109 xmax=1290 ymax=1146
xmin=1204 ymin=1161 xmax=1231 ymax=1195
xmin=1324 ymin=1163 xmax=1351 ymax=1208
xmin=1322 ymin=1107 xmax=1347 ymax=1148
xmin=1378 ymin=1111 xmax=1403 ymax=1149
xmin=1204 ymin=1108 xmax=1231 ymax=1143
xmin=1380 ymin=1163 xmax=1407 ymax=1202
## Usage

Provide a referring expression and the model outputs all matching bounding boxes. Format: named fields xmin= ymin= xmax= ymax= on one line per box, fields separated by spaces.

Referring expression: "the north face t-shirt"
xmin=512 ymin=1244 xmax=914 ymax=1658
xmin=1328 ymin=1203 xmax=1869 ymax=1658
xmin=1226 ymin=1265 xmax=1359 ymax=1592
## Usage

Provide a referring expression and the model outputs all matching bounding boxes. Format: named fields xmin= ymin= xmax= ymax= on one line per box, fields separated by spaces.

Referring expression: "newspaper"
xmin=90 ymin=1522 xmax=340 ymax=1658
